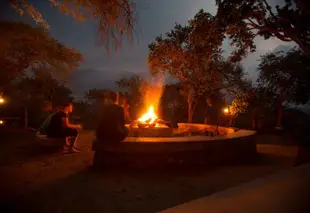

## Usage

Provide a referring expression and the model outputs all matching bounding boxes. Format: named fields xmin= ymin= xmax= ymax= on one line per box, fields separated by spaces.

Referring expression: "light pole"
xmin=0 ymin=96 xmax=5 ymax=126
xmin=223 ymin=106 xmax=233 ymax=126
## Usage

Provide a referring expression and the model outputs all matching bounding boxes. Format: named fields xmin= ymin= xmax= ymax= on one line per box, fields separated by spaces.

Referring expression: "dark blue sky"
xmin=2 ymin=0 xmax=292 ymax=99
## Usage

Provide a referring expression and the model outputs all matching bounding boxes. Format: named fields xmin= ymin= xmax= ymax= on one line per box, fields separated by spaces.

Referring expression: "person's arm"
xmin=124 ymin=104 xmax=131 ymax=123
xmin=119 ymin=107 xmax=125 ymax=127
xmin=61 ymin=113 xmax=81 ymax=129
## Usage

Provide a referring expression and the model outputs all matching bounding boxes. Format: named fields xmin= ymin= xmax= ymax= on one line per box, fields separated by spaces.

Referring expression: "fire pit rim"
xmin=124 ymin=129 xmax=256 ymax=143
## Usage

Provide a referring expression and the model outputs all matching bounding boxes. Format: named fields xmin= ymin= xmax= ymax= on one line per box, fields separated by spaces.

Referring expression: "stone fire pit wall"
xmin=96 ymin=123 xmax=257 ymax=169
xmin=177 ymin=123 xmax=235 ymax=134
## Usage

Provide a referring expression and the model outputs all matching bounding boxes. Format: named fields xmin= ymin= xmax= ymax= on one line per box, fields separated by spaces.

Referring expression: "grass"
xmin=0 ymin=128 xmax=295 ymax=213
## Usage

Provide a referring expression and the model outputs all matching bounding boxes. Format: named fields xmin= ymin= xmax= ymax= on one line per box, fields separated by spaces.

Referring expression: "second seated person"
xmin=95 ymin=91 xmax=128 ymax=147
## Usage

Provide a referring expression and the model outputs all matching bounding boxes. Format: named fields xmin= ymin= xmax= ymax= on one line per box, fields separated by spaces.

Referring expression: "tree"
xmin=115 ymin=74 xmax=147 ymax=109
xmin=230 ymin=93 xmax=251 ymax=116
xmin=0 ymin=21 xmax=83 ymax=91
xmin=229 ymin=91 xmax=252 ymax=126
xmin=8 ymin=71 xmax=73 ymax=128
xmin=148 ymin=10 xmax=249 ymax=123
xmin=258 ymin=48 xmax=310 ymax=104
xmin=8 ymin=0 xmax=137 ymax=51
xmin=257 ymin=48 xmax=310 ymax=128
xmin=160 ymin=84 xmax=187 ymax=122
xmin=84 ymin=88 xmax=109 ymax=114
xmin=72 ymin=100 xmax=93 ymax=129
xmin=216 ymin=0 xmax=310 ymax=57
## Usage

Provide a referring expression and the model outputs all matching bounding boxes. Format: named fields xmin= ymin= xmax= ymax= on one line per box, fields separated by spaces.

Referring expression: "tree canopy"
xmin=84 ymin=88 xmax=109 ymax=106
xmin=12 ymin=72 xmax=73 ymax=107
xmin=2 ymin=71 xmax=74 ymax=127
xmin=115 ymin=74 xmax=146 ymax=93
xmin=148 ymin=10 xmax=250 ymax=122
xmin=230 ymin=92 xmax=252 ymax=116
xmin=257 ymin=48 xmax=310 ymax=105
xmin=8 ymin=0 xmax=137 ymax=51
xmin=216 ymin=0 xmax=310 ymax=57
xmin=0 ymin=21 xmax=83 ymax=90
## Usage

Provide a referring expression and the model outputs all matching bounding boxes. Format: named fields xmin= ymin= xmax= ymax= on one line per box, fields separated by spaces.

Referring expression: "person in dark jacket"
xmin=93 ymin=91 xmax=128 ymax=169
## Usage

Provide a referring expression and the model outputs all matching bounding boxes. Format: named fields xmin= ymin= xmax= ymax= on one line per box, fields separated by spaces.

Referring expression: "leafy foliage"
xmin=148 ymin=10 xmax=250 ymax=122
xmin=115 ymin=74 xmax=146 ymax=92
xmin=216 ymin=0 xmax=310 ymax=57
xmin=71 ymin=100 xmax=94 ymax=129
xmin=230 ymin=92 xmax=252 ymax=116
xmin=85 ymin=88 xmax=108 ymax=104
xmin=11 ymin=71 xmax=73 ymax=107
xmin=0 ymin=21 xmax=83 ymax=89
xmin=84 ymin=88 xmax=110 ymax=115
xmin=115 ymin=74 xmax=147 ymax=107
xmin=257 ymin=48 xmax=310 ymax=105
xmin=3 ymin=71 xmax=73 ymax=127
xmin=8 ymin=0 xmax=137 ymax=51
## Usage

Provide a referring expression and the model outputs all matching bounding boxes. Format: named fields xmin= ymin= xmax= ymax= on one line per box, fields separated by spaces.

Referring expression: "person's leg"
xmin=47 ymin=132 xmax=67 ymax=150
xmin=64 ymin=128 xmax=79 ymax=151
xmin=65 ymin=137 xmax=71 ymax=147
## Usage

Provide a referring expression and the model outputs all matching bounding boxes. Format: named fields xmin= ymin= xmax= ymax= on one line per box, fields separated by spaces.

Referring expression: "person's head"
xmin=122 ymin=96 xmax=128 ymax=105
xmin=118 ymin=93 xmax=127 ymax=106
xmin=104 ymin=91 xmax=118 ymax=104
xmin=62 ymin=103 xmax=73 ymax=113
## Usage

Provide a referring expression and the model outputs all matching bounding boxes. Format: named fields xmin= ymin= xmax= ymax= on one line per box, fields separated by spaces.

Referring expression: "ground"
xmin=0 ymin=128 xmax=295 ymax=213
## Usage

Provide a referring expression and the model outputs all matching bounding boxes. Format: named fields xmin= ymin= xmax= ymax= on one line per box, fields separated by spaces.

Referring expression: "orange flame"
xmin=138 ymin=105 xmax=158 ymax=124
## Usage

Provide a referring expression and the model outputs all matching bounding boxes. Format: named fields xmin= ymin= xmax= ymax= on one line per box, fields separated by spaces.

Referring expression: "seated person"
xmin=93 ymin=91 xmax=128 ymax=168
xmin=95 ymin=91 xmax=128 ymax=145
xmin=118 ymin=93 xmax=131 ymax=124
xmin=38 ymin=112 xmax=56 ymax=135
xmin=46 ymin=103 xmax=82 ymax=152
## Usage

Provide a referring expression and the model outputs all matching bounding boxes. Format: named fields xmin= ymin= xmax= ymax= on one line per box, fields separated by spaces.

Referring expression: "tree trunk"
xmin=188 ymin=101 xmax=196 ymax=123
xmin=24 ymin=106 xmax=28 ymax=129
xmin=187 ymin=87 xmax=197 ymax=123
xmin=229 ymin=115 xmax=234 ymax=127
xmin=187 ymin=101 xmax=198 ymax=123
xmin=276 ymin=87 xmax=285 ymax=129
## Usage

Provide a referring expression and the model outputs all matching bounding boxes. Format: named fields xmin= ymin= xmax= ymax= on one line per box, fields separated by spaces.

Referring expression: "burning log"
xmin=130 ymin=118 xmax=172 ymax=129
xmin=129 ymin=105 xmax=172 ymax=129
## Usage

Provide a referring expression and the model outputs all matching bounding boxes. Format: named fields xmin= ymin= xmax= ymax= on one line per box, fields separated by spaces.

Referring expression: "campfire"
xmin=130 ymin=105 xmax=171 ymax=128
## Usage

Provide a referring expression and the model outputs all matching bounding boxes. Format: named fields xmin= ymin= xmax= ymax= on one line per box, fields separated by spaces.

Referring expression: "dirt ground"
xmin=0 ymin=129 xmax=294 ymax=213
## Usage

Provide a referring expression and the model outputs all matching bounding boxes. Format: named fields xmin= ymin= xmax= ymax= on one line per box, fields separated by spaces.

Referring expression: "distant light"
xmin=223 ymin=108 xmax=229 ymax=114
xmin=0 ymin=97 xmax=4 ymax=104
xmin=0 ymin=120 xmax=4 ymax=125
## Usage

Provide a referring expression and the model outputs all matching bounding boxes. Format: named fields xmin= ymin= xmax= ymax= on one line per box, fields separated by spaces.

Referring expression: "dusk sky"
xmin=2 ymin=0 xmax=294 ymax=99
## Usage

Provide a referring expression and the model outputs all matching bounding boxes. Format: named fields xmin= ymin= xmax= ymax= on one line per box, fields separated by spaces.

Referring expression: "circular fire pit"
xmin=97 ymin=123 xmax=257 ymax=169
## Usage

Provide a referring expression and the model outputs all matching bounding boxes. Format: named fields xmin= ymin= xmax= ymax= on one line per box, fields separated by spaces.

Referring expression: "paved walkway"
xmin=159 ymin=163 xmax=310 ymax=213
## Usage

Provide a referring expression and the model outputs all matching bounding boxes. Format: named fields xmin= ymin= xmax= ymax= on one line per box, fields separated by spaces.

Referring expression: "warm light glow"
xmin=138 ymin=105 xmax=158 ymax=125
xmin=0 ymin=120 xmax=3 ymax=125
xmin=223 ymin=107 xmax=229 ymax=114
xmin=135 ymin=75 xmax=165 ymax=128
xmin=0 ymin=97 xmax=4 ymax=104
